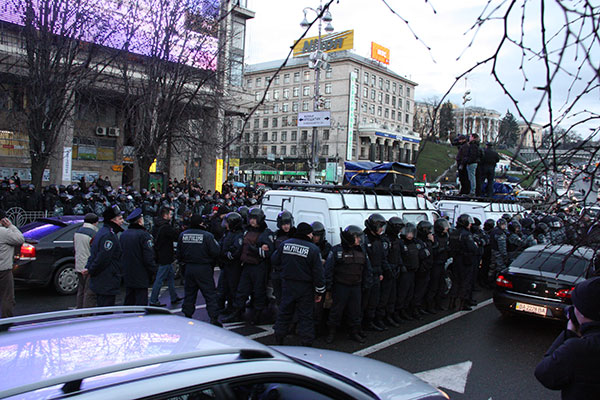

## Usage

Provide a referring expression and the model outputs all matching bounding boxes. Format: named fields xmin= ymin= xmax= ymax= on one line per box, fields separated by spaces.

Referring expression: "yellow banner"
xmin=371 ymin=42 xmax=390 ymax=65
xmin=293 ymin=30 xmax=354 ymax=57
xmin=229 ymin=158 xmax=240 ymax=167
xmin=215 ymin=158 xmax=224 ymax=193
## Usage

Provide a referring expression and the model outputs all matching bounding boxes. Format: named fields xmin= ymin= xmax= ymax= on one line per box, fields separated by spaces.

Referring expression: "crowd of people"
xmin=455 ymin=133 xmax=502 ymax=197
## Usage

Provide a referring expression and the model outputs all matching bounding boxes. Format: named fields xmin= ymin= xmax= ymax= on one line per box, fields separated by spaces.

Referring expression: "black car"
xmin=493 ymin=244 xmax=595 ymax=321
xmin=14 ymin=216 xmax=86 ymax=295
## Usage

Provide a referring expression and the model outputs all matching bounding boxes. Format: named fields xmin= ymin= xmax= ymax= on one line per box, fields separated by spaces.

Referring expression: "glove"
xmin=226 ymin=251 xmax=234 ymax=260
xmin=258 ymin=247 xmax=266 ymax=258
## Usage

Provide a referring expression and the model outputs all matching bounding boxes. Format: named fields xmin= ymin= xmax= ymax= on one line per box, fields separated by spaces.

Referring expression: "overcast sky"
xmin=244 ymin=0 xmax=598 ymax=138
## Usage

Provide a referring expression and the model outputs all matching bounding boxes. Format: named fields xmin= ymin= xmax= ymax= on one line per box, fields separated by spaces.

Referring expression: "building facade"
xmin=454 ymin=106 xmax=500 ymax=143
xmin=237 ymin=50 xmax=420 ymax=181
xmin=517 ymin=121 xmax=543 ymax=148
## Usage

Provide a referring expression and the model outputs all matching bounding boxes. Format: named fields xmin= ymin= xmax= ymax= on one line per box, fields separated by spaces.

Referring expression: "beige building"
xmin=454 ymin=106 xmax=501 ymax=143
xmin=517 ymin=121 xmax=543 ymax=148
xmin=237 ymin=50 xmax=420 ymax=180
xmin=414 ymin=101 xmax=441 ymax=138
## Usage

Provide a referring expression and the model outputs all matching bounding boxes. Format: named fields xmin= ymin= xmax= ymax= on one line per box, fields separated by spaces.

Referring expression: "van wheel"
xmin=54 ymin=264 xmax=78 ymax=295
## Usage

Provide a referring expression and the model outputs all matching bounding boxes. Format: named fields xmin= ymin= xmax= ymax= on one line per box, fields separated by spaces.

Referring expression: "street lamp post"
xmin=462 ymin=78 xmax=471 ymax=136
xmin=301 ymin=0 xmax=333 ymax=183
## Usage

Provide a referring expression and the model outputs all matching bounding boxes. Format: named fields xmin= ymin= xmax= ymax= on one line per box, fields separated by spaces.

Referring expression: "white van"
xmin=261 ymin=188 xmax=439 ymax=246
xmin=435 ymin=198 xmax=526 ymax=225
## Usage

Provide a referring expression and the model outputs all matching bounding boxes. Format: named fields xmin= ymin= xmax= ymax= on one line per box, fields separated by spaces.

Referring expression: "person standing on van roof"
xmin=466 ymin=134 xmax=481 ymax=196
xmin=325 ymin=225 xmax=373 ymax=344
xmin=223 ymin=207 xmax=274 ymax=325
xmin=271 ymin=211 xmax=295 ymax=306
xmin=455 ymin=135 xmax=471 ymax=195
xmin=362 ymin=214 xmax=391 ymax=332
xmin=272 ymin=223 xmax=325 ymax=347
xmin=481 ymin=142 xmax=500 ymax=197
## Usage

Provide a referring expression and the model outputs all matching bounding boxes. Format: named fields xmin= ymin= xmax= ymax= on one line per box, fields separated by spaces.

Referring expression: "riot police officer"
xmin=414 ymin=220 xmax=435 ymax=316
xmin=218 ymin=212 xmax=245 ymax=314
xmin=362 ymin=213 xmax=390 ymax=331
xmin=379 ymin=216 xmax=404 ymax=326
xmin=271 ymin=210 xmax=295 ymax=305
xmin=507 ymin=220 xmax=527 ymax=263
xmin=395 ymin=223 xmax=420 ymax=320
xmin=177 ymin=214 xmax=221 ymax=326
xmin=325 ymin=225 xmax=373 ymax=344
xmin=427 ymin=218 xmax=450 ymax=312
xmin=120 ymin=208 xmax=157 ymax=305
xmin=452 ymin=214 xmax=479 ymax=311
xmin=87 ymin=204 xmax=125 ymax=307
xmin=273 ymin=223 xmax=325 ymax=347
xmin=489 ymin=218 xmax=509 ymax=282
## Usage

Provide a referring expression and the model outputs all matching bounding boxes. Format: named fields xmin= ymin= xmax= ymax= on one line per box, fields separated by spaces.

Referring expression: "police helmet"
xmin=456 ymin=214 xmax=474 ymax=229
xmin=247 ymin=207 xmax=265 ymax=224
xmin=387 ymin=216 xmax=406 ymax=236
xmin=417 ymin=220 xmax=433 ymax=238
xmin=311 ymin=221 xmax=326 ymax=237
xmin=483 ymin=219 xmax=495 ymax=231
xmin=340 ymin=225 xmax=363 ymax=246
xmin=550 ymin=216 xmax=563 ymax=229
xmin=223 ymin=212 xmax=243 ymax=231
xmin=521 ymin=217 xmax=535 ymax=230
xmin=365 ymin=213 xmax=387 ymax=233
xmin=496 ymin=218 xmax=508 ymax=228
xmin=536 ymin=221 xmax=550 ymax=234
xmin=277 ymin=210 xmax=294 ymax=229
xmin=501 ymin=213 xmax=512 ymax=223
xmin=401 ymin=223 xmax=417 ymax=238
xmin=237 ymin=206 xmax=249 ymax=221
xmin=433 ymin=218 xmax=450 ymax=235
xmin=508 ymin=220 xmax=522 ymax=233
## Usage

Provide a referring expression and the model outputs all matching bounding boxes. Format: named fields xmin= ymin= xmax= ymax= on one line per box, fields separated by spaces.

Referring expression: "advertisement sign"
xmin=215 ymin=158 xmax=224 ymax=192
xmin=293 ymin=30 xmax=354 ymax=57
xmin=62 ymin=147 xmax=73 ymax=182
xmin=0 ymin=130 xmax=28 ymax=158
xmin=346 ymin=71 xmax=357 ymax=160
xmin=0 ymin=168 xmax=50 ymax=182
xmin=371 ymin=42 xmax=390 ymax=65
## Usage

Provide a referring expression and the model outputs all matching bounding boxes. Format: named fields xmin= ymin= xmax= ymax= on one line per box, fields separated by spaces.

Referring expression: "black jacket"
xmin=177 ymin=228 xmax=221 ymax=266
xmin=466 ymin=141 xmax=481 ymax=164
xmin=481 ymin=147 xmax=500 ymax=167
xmin=535 ymin=322 xmax=600 ymax=400
xmin=152 ymin=218 xmax=179 ymax=265
xmin=120 ymin=223 xmax=157 ymax=288
xmin=87 ymin=221 xmax=123 ymax=295
xmin=272 ymin=237 xmax=325 ymax=293
xmin=325 ymin=243 xmax=374 ymax=290
xmin=363 ymin=230 xmax=391 ymax=276
xmin=220 ymin=230 xmax=244 ymax=266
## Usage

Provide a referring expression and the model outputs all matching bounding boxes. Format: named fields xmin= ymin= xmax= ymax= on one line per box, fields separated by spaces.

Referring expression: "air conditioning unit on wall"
xmin=95 ymin=126 xmax=107 ymax=136
xmin=108 ymin=127 xmax=120 ymax=137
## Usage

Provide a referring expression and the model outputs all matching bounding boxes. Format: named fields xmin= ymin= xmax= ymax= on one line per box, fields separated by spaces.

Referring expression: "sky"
xmin=244 ymin=0 xmax=599 ymax=138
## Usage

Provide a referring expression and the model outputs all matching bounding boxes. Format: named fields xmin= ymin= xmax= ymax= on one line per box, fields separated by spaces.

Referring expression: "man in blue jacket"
xmin=272 ymin=223 xmax=325 ymax=347
xmin=120 ymin=208 xmax=157 ymax=306
xmin=535 ymin=277 xmax=600 ymax=399
xmin=87 ymin=204 xmax=125 ymax=307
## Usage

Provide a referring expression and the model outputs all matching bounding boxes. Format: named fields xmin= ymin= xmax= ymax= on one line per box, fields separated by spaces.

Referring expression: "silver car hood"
xmin=273 ymin=346 xmax=447 ymax=400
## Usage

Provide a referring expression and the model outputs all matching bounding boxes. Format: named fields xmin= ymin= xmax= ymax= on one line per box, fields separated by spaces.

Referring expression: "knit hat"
xmin=295 ymin=222 xmax=313 ymax=237
xmin=83 ymin=213 xmax=99 ymax=224
xmin=571 ymin=277 xmax=600 ymax=321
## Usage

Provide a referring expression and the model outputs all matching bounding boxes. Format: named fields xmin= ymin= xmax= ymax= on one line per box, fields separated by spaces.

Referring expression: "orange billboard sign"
xmin=371 ymin=42 xmax=390 ymax=65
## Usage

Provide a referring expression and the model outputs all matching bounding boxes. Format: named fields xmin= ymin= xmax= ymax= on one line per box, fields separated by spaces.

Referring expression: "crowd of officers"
xmin=75 ymin=192 xmax=597 ymax=347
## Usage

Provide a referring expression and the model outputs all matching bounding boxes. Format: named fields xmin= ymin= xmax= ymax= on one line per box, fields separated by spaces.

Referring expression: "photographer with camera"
xmin=535 ymin=277 xmax=600 ymax=399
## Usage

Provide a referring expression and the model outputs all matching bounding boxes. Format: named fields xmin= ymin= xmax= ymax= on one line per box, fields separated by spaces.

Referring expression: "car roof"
xmin=522 ymin=244 xmax=594 ymax=260
xmin=0 ymin=307 xmax=285 ymax=398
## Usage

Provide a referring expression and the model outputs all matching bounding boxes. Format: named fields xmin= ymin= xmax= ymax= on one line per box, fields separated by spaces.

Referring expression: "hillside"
xmin=415 ymin=141 xmax=458 ymax=182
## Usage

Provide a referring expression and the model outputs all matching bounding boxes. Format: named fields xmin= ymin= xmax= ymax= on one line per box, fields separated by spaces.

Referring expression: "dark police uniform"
xmin=271 ymin=228 xmax=294 ymax=305
xmin=177 ymin=228 xmax=221 ymax=323
xmin=120 ymin=217 xmax=157 ymax=305
xmin=87 ymin=221 xmax=123 ymax=306
xmin=427 ymin=231 xmax=449 ymax=311
xmin=272 ymin=237 xmax=325 ymax=345
xmin=395 ymin=237 xmax=422 ymax=320
xmin=454 ymin=226 xmax=479 ymax=307
xmin=363 ymin=230 xmax=390 ymax=330
xmin=218 ymin=229 xmax=244 ymax=312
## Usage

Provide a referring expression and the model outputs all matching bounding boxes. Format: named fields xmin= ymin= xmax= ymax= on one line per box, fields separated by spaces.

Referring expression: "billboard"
xmin=293 ymin=30 xmax=354 ymax=57
xmin=371 ymin=42 xmax=390 ymax=65
xmin=346 ymin=71 xmax=357 ymax=160
xmin=0 ymin=0 xmax=220 ymax=70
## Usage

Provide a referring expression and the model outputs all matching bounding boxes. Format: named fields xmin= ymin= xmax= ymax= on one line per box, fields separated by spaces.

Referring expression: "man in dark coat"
xmin=481 ymin=142 xmax=500 ymax=197
xmin=120 ymin=208 xmax=157 ymax=306
xmin=87 ymin=205 xmax=125 ymax=307
xmin=535 ymin=277 xmax=600 ymax=399
xmin=272 ymin=223 xmax=325 ymax=346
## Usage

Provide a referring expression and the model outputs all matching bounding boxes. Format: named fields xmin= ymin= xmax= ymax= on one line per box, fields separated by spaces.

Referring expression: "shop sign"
xmin=293 ymin=30 xmax=354 ymax=57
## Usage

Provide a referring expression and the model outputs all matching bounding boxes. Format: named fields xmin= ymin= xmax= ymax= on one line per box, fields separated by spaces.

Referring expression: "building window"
xmin=284 ymin=73 xmax=290 ymax=84
xmin=371 ymin=75 xmax=376 ymax=86
xmin=281 ymin=146 xmax=286 ymax=155
xmin=294 ymin=72 xmax=300 ymax=82
xmin=324 ymin=99 xmax=331 ymax=109
xmin=378 ymin=106 xmax=382 ymax=116
xmin=271 ymin=145 xmax=277 ymax=155
xmin=291 ymin=145 xmax=297 ymax=155
xmin=293 ymin=87 xmax=299 ymax=97
xmin=378 ymin=77 xmax=383 ymax=89
xmin=292 ymin=131 xmax=297 ymax=141
xmin=371 ymin=89 xmax=376 ymax=100
xmin=369 ymin=104 xmax=375 ymax=115
xmin=253 ymin=118 xmax=260 ymax=129
xmin=398 ymin=112 xmax=402 ymax=121
xmin=362 ymin=102 xmax=368 ymax=112
xmin=398 ymin=85 xmax=403 ymax=96
xmin=302 ymin=101 xmax=309 ymax=111
xmin=292 ymin=101 xmax=299 ymax=112
xmin=406 ymin=87 xmax=411 ymax=97
xmin=385 ymin=94 xmax=390 ymax=104
xmin=283 ymin=88 xmax=289 ymax=99
xmin=281 ymin=131 xmax=287 ymax=141
xmin=322 ymin=144 xmax=329 ymax=155
xmin=273 ymin=103 xmax=279 ymax=113
xmin=274 ymin=75 xmax=280 ymax=85
xmin=325 ymin=83 xmax=332 ymax=94
xmin=323 ymin=129 xmax=330 ymax=140
xmin=392 ymin=96 xmax=396 ymax=107
xmin=272 ymin=132 xmax=277 ymax=141
xmin=266 ymin=76 xmax=271 ymax=86
xmin=256 ymin=77 xmax=262 ymax=87
xmin=378 ymin=92 xmax=383 ymax=103
xmin=392 ymin=82 xmax=396 ymax=93
xmin=244 ymin=132 xmax=250 ymax=142
xmin=303 ymin=86 xmax=310 ymax=96
xmin=255 ymin=91 xmax=261 ymax=101
xmin=263 ymin=118 xmax=269 ymax=128
xmin=304 ymin=71 xmax=311 ymax=81
xmin=385 ymin=108 xmax=389 ymax=118
xmin=405 ymin=113 xmax=410 ymax=124
xmin=406 ymin=101 xmax=410 ymax=111
xmin=265 ymin=91 xmax=270 ymax=101
xmin=282 ymin=103 xmax=289 ymax=112
xmin=363 ymin=87 xmax=368 ymax=98
xmin=273 ymin=90 xmax=280 ymax=100
xmin=355 ymin=83 xmax=360 ymax=97
xmin=246 ymin=78 xmax=252 ymax=88
xmin=391 ymin=110 xmax=395 ymax=119
xmin=398 ymin=98 xmax=403 ymax=109
xmin=364 ymin=72 xmax=369 ymax=84
xmin=385 ymin=80 xmax=390 ymax=91
xmin=326 ymin=68 xmax=332 ymax=78
xmin=301 ymin=130 xmax=308 ymax=140
xmin=272 ymin=118 xmax=278 ymax=128
xmin=282 ymin=116 xmax=289 ymax=126
xmin=262 ymin=132 xmax=268 ymax=141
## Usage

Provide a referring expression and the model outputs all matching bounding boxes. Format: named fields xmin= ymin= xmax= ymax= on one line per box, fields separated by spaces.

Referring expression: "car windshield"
xmin=512 ymin=250 xmax=589 ymax=277
xmin=20 ymin=221 xmax=63 ymax=241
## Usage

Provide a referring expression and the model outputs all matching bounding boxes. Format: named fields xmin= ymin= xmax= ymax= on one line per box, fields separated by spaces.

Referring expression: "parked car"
xmin=493 ymin=245 xmax=595 ymax=321
xmin=0 ymin=307 xmax=449 ymax=400
xmin=13 ymin=216 xmax=85 ymax=295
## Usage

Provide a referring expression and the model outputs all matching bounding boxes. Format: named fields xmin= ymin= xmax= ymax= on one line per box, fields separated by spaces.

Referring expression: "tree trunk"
xmin=31 ymin=156 xmax=48 ymax=194
xmin=137 ymin=156 xmax=153 ymax=191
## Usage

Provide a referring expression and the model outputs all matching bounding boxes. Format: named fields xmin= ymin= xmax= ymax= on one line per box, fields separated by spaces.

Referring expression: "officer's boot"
xmin=399 ymin=309 xmax=414 ymax=321
xmin=424 ymin=300 xmax=437 ymax=315
xmin=459 ymin=299 xmax=473 ymax=311
xmin=349 ymin=327 xmax=366 ymax=344
xmin=222 ymin=308 xmax=243 ymax=323
xmin=448 ymin=297 xmax=457 ymax=310
xmin=326 ymin=326 xmax=336 ymax=344
xmin=374 ymin=318 xmax=389 ymax=331
xmin=365 ymin=318 xmax=384 ymax=332
xmin=385 ymin=314 xmax=400 ymax=327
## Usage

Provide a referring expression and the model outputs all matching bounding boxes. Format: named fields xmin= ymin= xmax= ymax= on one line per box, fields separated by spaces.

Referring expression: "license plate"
xmin=515 ymin=302 xmax=547 ymax=316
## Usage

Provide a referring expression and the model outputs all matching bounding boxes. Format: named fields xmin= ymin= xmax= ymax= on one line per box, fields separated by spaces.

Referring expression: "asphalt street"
xmin=13 ymin=283 xmax=564 ymax=399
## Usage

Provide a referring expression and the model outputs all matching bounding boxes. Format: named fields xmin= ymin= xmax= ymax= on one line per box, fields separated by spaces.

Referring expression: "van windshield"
xmin=402 ymin=213 xmax=428 ymax=224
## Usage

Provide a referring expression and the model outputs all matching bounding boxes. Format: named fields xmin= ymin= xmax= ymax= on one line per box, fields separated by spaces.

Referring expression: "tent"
xmin=343 ymin=161 xmax=415 ymax=190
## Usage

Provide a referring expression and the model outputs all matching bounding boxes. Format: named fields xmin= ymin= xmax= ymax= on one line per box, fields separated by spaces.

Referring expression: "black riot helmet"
xmin=341 ymin=225 xmax=363 ymax=247
xmin=501 ymin=213 xmax=512 ymax=223
xmin=387 ymin=216 xmax=406 ymax=236
xmin=521 ymin=217 xmax=535 ymax=230
xmin=311 ymin=221 xmax=326 ymax=237
xmin=247 ymin=207 xmax=265 ymax=224
xmin=456 ymin=214 xmax=474 ymax=229
xmin=237 ymin=206 xmax=249 ymax=222
xmin=508 ymin=220 xmax=522 ymax=233
xmin=434 ymin=218 xmax=450 ymax=235
xmin=483 ymin=219 xmax=495 ymax=232
xmin=223 ymin=212 xmax=243 ymax=231
xmin=417 ymin=220 xmax=433 ymax=238
xmin=496 ymin=218 xmax=507 ymax=228
xmin=365 ymin=213 xmax=387 ymax=234
xmin=277 ymin=210 xmax=294 ymax=229
xmin=536 ymin=221 xmax=550 ymax=234
xmin=401 ymin=223 xmax=417 ymax=239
